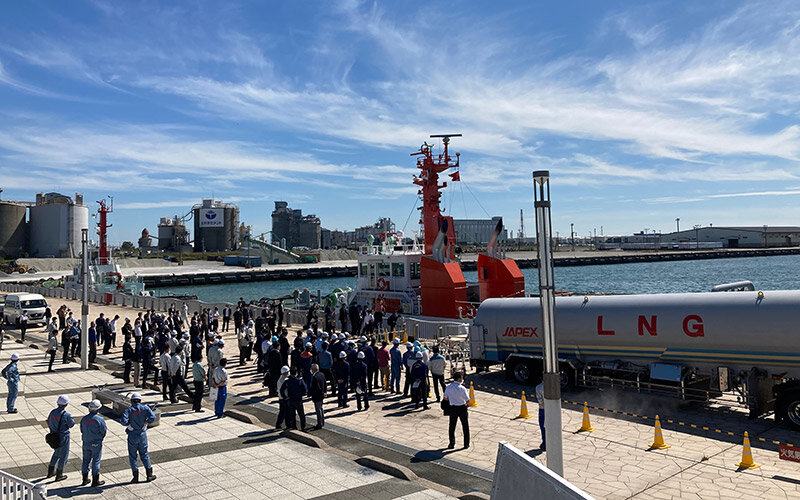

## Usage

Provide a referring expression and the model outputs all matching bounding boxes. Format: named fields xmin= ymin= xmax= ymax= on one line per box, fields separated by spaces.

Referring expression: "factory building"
xmin=29 ymin=192 xmax=89 ymax=258
xmin=0 ymin=190 xmax=28 ymax=259
xmin=271 ymin=201 xmax=321 ymax=250
xmin=453 ymin=217 xmax=507 ymax=245
xmin=157 ymin=217 xmax=190 ymax=251
xmin=192 ymin=199 xmax=240 ymax=252
xmin=661 ymin=226 xmax=800 ymax=249
xmin=597 ymin=226 xmax=800 ymax=250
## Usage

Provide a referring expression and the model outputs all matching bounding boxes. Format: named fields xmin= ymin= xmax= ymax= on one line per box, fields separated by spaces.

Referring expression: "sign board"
xmin=198 ymin=209 xmax=224 ymax=228
xmin=779 ymin=444 xmax=800 ymax=463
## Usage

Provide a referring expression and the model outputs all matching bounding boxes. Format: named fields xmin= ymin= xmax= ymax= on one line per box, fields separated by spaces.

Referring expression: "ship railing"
xmin=358 ymin=243 xmax=422 ymax=256
xmin=405 ymin=317 xmax=470 ymax=341
xmin=0 ymin=469 xmax=47 ymax=499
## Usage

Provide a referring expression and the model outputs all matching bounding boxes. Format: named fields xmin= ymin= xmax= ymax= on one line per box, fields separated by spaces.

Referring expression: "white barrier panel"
xmin=404 ymin=317 xmax=469 ymax=341
xmin=491 ymin=441 xmax=594 ymax=500
xmin=0 ymin=468 xmax=47 ymax=499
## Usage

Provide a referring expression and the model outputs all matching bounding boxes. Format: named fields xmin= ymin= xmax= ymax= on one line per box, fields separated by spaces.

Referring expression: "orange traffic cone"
xmin=517 ymin=391 xmax=531 ymax=419
xmin=577 ymin=402 xmax=594 ymax=432
xmin=735 ymin=431 xmax=760 ymax=469
xmin=468 ymin=382 xmax=478 ymax=407
xmin=649 ymin=415 xmax=670 ymax=449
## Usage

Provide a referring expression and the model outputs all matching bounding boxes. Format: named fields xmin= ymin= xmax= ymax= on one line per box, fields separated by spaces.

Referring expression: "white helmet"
xmin=357 ymin=351 xmax=365 ymax=359
xmin=57 ymin=395 xmax=70 ymax=406
xmin=130 ymin=392 xmax=142 ymax=401
xmin=88 ymin=399 xmax=102 ymax=411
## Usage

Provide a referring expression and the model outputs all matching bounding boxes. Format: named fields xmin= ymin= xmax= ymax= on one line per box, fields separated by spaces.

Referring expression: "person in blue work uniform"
xmin=80 ymin=399 xmax=107 ymax=487
xmin=351 ymin=351 xmax=369 ymax=411
xmin=334 ymin=351 xmax=350 ymax=408
xmin=47 ymin=395 xmax=75 ymax=481
xmin=2 ymin=353 xmax=20 ymax=413
xmin=317 ymin=341 xmax=334 ymax=396
xmin=120 ymin=392 xmax=157 ymax=483
xmin=389 ymin=339 xmax=402 ymax=394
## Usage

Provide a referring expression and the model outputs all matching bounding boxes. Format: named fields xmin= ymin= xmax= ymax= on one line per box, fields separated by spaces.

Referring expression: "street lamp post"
xmin=570 ymin=223 xmax=574 ymax=252
xmin=694 ymin=225 xmax=701 ymax=250
xmin=81 ymin=228 xmax=89 ymax=370
xmin=532 ymin=170 xmax=564 ymax=477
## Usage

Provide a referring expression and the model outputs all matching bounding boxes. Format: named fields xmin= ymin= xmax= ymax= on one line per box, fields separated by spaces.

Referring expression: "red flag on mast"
xmin=449 ymin=171 xmax=460 ymax=181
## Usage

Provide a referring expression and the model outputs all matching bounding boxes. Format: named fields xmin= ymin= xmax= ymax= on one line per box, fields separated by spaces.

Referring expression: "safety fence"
xmin=0 ymin=470 xmax=46 ymax=500
xmin=0 ymin=283 xmax=237 ymax=319
xmin=404 ymin=317 xmax=470 ymax=341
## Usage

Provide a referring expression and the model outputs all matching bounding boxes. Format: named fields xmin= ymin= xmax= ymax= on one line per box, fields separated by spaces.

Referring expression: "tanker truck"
xmin=468 ymin=289 xmax=800 ymax=429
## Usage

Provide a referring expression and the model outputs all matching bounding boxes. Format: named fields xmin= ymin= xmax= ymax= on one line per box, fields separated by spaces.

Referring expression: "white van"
xmin=3 ymin=293 xmax=48 ymax=326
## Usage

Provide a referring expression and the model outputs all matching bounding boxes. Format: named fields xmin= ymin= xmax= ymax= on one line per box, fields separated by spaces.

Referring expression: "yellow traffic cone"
xmin=517 ymin=391 xmax=531 ymax=419
xmin=735 ymin=431 xmax=760 ymax=469
xmin=649 ymin=415 xmax=670 ymax=449
xmin=468 ymin=381 xmax=478 ymax=407
xmin=577 ymin=402 xmax=594 ymax=432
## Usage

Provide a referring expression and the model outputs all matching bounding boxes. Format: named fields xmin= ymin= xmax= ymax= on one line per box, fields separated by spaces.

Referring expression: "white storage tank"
xmin=29 ymin=192 xmax=89 ymax=258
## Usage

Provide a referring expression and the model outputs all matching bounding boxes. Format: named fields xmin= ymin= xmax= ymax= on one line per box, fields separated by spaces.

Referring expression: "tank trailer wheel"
xmin=786 ymin=399 xmax=800 ymax=431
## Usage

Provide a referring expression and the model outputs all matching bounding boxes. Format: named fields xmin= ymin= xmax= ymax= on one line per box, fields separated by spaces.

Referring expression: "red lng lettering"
xmin=683 ymin=315 xmax=704 ymax=337
xmin=637 ymin=315 xmax=658 ymax=336
xmin=597 ymin=316 xmax=615 ymax=335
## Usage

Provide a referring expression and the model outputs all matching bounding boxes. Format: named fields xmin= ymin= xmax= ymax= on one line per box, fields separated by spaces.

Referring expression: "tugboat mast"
xmin=412 ymin=134 xmax=461 ymax=257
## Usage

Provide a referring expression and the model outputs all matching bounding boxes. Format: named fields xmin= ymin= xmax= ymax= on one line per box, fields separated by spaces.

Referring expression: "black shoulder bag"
xmin=45 ymin=410 xmax=64 ymax=449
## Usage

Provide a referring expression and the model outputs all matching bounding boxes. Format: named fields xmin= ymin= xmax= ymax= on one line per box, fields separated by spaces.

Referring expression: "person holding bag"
xmin=46 ymin=395 xmax=75 ymax=480
xmin=2 ymin=353 xmax=20 ymax=413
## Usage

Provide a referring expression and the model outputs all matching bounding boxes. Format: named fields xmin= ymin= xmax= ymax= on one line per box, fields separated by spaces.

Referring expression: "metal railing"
xmin=0 ymin=470 xmax=46 ymax=500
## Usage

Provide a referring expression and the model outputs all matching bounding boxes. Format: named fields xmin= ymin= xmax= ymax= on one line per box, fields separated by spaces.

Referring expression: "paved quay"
xmin=0 ymin=347 xmax=459 ymax=500
xmin=4 ymin=295 xmax=800 ymax=499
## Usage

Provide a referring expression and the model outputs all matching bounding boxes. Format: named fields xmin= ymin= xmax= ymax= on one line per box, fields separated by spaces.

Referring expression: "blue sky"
xmin=2 ymin=1 xmax=800 ymax=244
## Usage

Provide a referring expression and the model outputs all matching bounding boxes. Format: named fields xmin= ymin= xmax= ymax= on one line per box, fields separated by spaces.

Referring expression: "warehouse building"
xmin=453 ymin=217 xmax=507 ymax=245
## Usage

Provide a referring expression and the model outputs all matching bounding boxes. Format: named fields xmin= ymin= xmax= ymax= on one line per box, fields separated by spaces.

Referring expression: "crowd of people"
xmin=1 ymin=296 xmax=478 ymax=489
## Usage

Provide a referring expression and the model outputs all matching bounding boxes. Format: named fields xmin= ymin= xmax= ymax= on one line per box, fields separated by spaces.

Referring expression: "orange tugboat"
xmin=351 ymin=135 xmax=525 ymax=319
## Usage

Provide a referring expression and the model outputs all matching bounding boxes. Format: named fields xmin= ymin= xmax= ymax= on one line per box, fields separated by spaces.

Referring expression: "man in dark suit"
xmin=310 ymin=364 xmax=327 ymax=429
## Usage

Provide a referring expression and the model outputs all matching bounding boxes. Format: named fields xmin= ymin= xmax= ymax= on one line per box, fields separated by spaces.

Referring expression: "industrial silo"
xmin=158 ymin=217 xmax=175 ymax=250
xmin=29 ymin=192 xmax=89 ymax=258
xmin=192 ymin=199 xmax=240 ymax=252
xmin=0 ymin=201 xmax=28 ymax=259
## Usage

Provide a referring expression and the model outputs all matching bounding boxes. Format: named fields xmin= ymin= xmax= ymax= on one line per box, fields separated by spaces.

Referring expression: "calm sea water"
xmin=152 ymin=254 xmax=800 ymax=303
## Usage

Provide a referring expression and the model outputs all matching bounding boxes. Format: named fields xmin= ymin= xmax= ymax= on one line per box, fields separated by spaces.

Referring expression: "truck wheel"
xmin=786 ymin=399 xmax=800 ymax=431
xmin=512 ymin=360 xmax=533 ymax=385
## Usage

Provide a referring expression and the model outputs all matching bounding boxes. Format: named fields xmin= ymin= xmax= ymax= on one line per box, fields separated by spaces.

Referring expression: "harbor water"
xmin=152 ymin=253 xmax=800 ymax=304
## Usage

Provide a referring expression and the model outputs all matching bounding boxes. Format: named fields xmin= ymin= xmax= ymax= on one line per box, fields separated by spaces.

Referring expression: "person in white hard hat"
xmin=2 ymin=353 xmax=20 ymax=413
xmin=275 ymin=365 xmax=291 ymax=429
xmin=334 ymin=351 xmax=350 ymax=408
xmin=120 ymin=392 xmax=157 ymax=483
xmin=46 ymin=395 xmax=75 ymax=481
xmin=80 ymin=399 xmax=107 ymax=487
